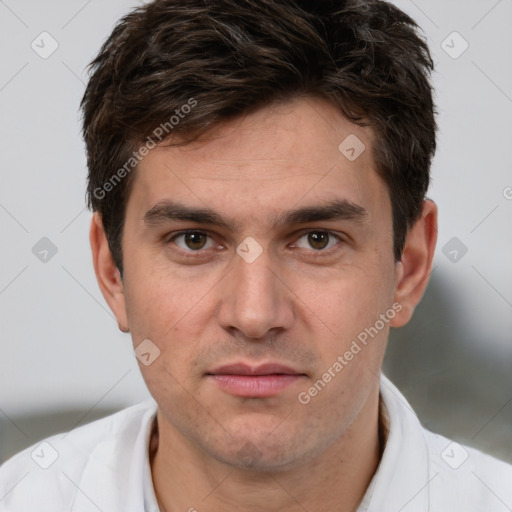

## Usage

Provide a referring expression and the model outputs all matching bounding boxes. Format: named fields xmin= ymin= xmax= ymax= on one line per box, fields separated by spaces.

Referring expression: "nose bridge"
xmin=218 ymin=242 xmax=293 ymax=338
xmin=237 ymin=249 xmax=275 ymax=302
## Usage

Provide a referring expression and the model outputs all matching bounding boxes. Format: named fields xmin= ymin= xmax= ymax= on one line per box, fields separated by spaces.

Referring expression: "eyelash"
xmin=165 ymin=229 xmax=345 ymax=258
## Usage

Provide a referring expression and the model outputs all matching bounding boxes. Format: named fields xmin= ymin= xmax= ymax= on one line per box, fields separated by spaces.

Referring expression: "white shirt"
xmin=1 ymin=375 xmax=511 ymax=511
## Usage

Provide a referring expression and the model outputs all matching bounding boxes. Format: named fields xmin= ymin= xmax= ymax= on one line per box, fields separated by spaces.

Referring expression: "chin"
xmin=204 ymin=428 xmax=315 ymax=473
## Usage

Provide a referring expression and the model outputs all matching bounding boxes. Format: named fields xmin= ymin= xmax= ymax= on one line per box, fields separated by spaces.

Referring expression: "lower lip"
xmin=208 ymin=374 xmax=304 ymax=397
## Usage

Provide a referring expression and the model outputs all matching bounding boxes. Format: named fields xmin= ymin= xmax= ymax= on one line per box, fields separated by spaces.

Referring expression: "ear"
xmin=390 ymin=199 xmax=438 ymax=327
xmin=89 ymin=212 xmax=129 ymax=333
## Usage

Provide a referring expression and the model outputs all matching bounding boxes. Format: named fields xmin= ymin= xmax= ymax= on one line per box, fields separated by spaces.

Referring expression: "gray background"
xmin=0 ymin=0 xmax=511 ymax=465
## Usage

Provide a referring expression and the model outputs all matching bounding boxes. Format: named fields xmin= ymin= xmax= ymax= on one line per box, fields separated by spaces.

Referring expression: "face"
xmin=102 ymin=97 xmax=408 ymax=470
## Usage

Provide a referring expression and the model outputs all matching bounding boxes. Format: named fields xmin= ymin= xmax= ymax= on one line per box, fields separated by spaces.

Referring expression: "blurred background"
xmin=0 ymin=0 xmax=511 ymax=465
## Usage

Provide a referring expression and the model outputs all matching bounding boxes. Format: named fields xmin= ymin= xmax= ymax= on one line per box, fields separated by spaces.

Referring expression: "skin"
xmin=90 ymin=97 xmax=437 ymax=512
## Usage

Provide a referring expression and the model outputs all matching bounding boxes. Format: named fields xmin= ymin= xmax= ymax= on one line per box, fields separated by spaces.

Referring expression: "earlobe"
xmin=89 ymin=213 xmax=130 ymax=333
xmin=390 ymin=199 xmax=438 ymax=328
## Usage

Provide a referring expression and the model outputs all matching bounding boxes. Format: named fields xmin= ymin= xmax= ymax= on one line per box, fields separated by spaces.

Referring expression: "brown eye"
xmin=184 ymin=232 xmax=208 ymax=250
xmin=307 ymin=232 xmax=330 ymax=250
xmin=292 ymin=231 xmax=342 ymax=253
xmin=170 ymin=231 xmax=214 ymax=251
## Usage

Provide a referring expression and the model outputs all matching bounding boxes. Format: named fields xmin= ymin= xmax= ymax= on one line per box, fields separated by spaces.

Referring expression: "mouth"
xmin=206 ymin=363 xmax=307 ymax=398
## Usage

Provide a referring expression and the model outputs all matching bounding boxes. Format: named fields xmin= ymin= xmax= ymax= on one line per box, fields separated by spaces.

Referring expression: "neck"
xmin=151 ymin=389 xmax=382 ymax=512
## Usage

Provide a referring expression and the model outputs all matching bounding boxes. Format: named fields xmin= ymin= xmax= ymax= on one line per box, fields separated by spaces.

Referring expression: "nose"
xmin=216 ymin=244 xmax=295 ymax=340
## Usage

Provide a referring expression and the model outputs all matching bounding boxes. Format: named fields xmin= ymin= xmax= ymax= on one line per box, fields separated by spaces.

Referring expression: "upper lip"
xmin=207 ymin=363 xmax=304 ymax=376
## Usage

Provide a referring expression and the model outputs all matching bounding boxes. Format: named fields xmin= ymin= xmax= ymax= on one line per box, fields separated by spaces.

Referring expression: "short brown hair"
xmin=81 ymin=0 xmax=436 ymax=275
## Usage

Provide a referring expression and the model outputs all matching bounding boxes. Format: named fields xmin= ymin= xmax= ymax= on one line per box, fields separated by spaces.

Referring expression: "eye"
xmin=168 ymin=231 xmax=217 ymax=251
xmin=292 ymin=231 xmax=341 ymax=252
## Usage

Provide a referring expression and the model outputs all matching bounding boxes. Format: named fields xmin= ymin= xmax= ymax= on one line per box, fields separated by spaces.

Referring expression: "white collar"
xmin=359 ymin=374 xmax=431 ymax=512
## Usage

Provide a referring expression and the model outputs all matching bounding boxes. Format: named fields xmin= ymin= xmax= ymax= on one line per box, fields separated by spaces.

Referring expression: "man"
xmin=1 ymin=0 xmax=511 ymax=510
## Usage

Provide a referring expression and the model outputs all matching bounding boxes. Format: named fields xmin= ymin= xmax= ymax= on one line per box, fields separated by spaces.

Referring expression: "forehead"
xmin=128 ymin=97 xmax=390 ymax=230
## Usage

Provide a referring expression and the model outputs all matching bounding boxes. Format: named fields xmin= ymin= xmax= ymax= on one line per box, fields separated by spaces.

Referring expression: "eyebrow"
xmin=143 ymin=198 xmax=368 ymax=231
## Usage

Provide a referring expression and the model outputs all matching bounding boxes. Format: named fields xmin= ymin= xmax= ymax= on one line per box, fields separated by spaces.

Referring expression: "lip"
xmin=208 ymin=363 xmax=302 ymax=376
xmin=206 ymin=362 xmax=306 ymax=398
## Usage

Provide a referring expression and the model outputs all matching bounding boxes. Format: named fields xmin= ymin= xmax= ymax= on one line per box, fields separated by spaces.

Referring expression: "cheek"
xmin=301 ymin=268 xmax=391 ymax=336
xmin=122 ymin=264 xmax=216 ymax=384
xmin=122 ymin=248 xmax=214 ymax=338
xmin=293 ymin=260 xmax=395 ymax=382
xmin=129 ymin=307 xmax=205 ymax=409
